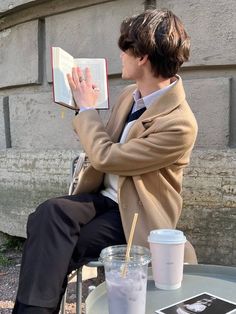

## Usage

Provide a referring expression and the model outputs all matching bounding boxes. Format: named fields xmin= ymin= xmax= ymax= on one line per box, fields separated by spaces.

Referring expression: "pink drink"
xmin=105 ymin=269 xmax=147 ymax=314
xmin=148 ymin=229 xmax=186 ymax=290
xmin=99 ymin=245 xmax=150 ymax=314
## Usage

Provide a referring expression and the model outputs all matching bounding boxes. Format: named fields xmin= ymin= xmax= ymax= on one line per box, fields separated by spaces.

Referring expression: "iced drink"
xmin=99 ymin=245 xmax=150 ymax=314
xmin=105 ymin=268 xmax=147 ymax=314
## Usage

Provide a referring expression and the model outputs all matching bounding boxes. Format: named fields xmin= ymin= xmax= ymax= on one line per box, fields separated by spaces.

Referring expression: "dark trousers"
xmin=13 ymin=193 xmax=126 ymax=313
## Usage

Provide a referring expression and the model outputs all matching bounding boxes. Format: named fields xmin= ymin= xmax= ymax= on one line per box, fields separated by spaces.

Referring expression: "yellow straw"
xmin=121 ymin=213 xmax=139 ymax=277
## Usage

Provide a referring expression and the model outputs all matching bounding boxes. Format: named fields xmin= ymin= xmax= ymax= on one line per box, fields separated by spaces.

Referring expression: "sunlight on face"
xmin=120 ymin=50 xmax=142 ymax=80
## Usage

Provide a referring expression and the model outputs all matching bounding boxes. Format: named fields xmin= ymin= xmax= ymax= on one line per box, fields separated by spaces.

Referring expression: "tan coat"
xmin=73 ymin=76 xmax=198 ymax=263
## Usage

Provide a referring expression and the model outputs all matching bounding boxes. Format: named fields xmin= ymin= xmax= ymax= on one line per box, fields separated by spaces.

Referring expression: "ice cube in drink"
xmin=105 ymin=268 xmax=147 ymax=314
xmin=99 ymin=245 xmax=150 ymax=314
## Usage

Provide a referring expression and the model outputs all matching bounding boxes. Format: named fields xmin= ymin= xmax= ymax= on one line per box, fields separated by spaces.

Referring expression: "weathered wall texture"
xmin=179 ymin=150 xmax=236 ymax=265
xmin=0 ymin=0 xmax=236 ymax=266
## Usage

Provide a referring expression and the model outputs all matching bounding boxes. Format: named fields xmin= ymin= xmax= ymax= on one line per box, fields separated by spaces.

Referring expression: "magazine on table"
xmin=155 ymin=292 xmax=236 ymax=314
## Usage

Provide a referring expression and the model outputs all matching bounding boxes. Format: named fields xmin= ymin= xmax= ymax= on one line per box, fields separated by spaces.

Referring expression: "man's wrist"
xmin=75 ymin=107 xmax=96 ymax=116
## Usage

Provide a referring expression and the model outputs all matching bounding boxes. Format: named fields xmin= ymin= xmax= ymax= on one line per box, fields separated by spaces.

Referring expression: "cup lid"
xmin=148 ymin=229 xmax=186 ymax=244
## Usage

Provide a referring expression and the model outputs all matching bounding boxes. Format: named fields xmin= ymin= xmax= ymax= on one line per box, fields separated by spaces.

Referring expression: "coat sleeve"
xmin=72 ymin=108 xmax=197 ymax=177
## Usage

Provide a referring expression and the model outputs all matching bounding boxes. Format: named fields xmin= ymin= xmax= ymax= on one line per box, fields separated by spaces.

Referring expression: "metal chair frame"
xmin=60 ymin=261 xmax=103 ymax=314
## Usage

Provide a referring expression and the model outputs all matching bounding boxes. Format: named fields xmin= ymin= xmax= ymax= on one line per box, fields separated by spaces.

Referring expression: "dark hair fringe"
xmin=118 ymin=9 xmax=190 ymax=78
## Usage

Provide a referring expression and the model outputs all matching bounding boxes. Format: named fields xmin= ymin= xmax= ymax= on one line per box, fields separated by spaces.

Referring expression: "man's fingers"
xmin=85 ymin=67 xmax=93 ymax=86
xmin=70 ymin=67 xmax=94 ymax=88
xmin=92 ymin=84 xmax=100 ymax=93
xmin=67 ymin=67 xmax=98 ymax=109
xmin=76 ymin=67 xmax=83 ymax=79
xmin=76 ymin=67 xmax=86 ymax=86
xmin=67 ymin=73 xmax=76 ymax=90
xmin=72 ymin=67 xmax=81 ymax=88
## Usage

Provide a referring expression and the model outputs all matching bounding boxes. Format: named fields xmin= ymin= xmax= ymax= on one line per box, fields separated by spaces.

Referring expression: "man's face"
xmin=120 ymin=49 xmax=142 ymax=80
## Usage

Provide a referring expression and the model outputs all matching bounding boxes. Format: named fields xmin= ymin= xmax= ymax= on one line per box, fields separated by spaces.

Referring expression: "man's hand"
xmin=67 ymin=67 xmax=100 ymax=110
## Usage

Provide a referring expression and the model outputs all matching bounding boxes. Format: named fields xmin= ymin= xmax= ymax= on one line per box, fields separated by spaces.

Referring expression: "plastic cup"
xmin=148 ymin=229 xmax=186 ymax=290
xmin=99 ymin=245 xmax=151 ymax=314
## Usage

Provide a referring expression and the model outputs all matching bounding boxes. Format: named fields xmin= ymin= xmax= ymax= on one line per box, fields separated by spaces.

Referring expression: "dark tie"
xmin=127 ymin=106 xmax=146 ymax=123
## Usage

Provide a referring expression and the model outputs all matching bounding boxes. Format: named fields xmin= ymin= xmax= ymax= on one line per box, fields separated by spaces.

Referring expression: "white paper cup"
xmin=148 ymin=229 xmax=186 ymax=290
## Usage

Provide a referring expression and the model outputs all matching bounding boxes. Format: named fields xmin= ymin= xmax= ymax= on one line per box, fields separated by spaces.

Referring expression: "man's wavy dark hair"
xmin=118 ymin=9 xmax=190 ymax=78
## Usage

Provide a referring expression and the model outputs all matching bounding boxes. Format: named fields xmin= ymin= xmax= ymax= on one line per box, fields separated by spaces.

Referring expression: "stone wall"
xmin=179 ymin=150 xmax=236 ymax=265
xmin=0 ymin=0 xmax=236 ymax=266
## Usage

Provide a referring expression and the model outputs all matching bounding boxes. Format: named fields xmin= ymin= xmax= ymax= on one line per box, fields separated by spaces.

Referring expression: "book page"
xmin=52 ymin=47 xmax=75 ymax=107
xmin=74 ymin=58 xmax=108 ymax=109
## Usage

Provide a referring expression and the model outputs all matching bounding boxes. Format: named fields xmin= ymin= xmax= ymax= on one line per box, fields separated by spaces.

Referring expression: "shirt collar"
xmin=132 ymin=77 xmax=178 ymax=111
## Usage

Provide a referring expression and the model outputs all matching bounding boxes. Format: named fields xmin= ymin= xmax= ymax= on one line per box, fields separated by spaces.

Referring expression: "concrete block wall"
xmin=184 ymin=78 xmax=231 ymax=149
xmin=0 ymin=0 xmax=236 ymax=265
xmin=0 ymin=149 xmax=75 ymax=236
xmin=179 ymin=150 xmax=236 ymax=265
xmin=0 ymin=0 xmax=37 ymax=13
xmin=0 ymin=20 xmax=40 ymax=88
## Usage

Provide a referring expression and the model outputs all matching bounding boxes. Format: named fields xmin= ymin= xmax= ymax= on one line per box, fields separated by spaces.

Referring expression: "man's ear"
xmin=138 ymin=54 xmax=149 ymax=66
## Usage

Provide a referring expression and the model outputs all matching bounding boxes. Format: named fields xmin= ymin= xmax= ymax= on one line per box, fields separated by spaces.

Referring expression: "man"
xmin=13 ymin=9 xmax=198 ymax=313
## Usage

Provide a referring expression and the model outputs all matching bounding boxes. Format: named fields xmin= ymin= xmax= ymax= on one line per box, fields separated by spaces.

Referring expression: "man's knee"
xmin=27 ymin=198 xmax=63 ymax=228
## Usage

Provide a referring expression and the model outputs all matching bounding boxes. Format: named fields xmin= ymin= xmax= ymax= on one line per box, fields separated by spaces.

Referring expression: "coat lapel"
xmin=126 ymin=76 xmax=186 ymax=141
xmin=106 ymin=85 xmax=136 ymax=142
xmin=106 ymin=76 xmax=186 ymax=142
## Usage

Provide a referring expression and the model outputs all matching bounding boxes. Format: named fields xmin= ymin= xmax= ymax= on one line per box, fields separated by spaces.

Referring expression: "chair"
xmin=60 ymin=155 xmax=104 ymax=314
xmin=60 ymin=260 xmax=103 ymax=314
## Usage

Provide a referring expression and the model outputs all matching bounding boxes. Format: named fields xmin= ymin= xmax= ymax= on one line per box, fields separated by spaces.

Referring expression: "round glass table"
xmin=85 ymin=264 xmax=236 ymax=314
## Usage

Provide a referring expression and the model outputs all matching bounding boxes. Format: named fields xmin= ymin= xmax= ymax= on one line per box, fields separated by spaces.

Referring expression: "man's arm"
xmin=73 ymin=108 xmax=197 ymax=176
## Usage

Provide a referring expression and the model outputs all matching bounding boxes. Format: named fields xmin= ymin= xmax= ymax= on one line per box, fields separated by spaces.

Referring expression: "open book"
xmin=51 ymin=47 xmax=109 ymax=110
